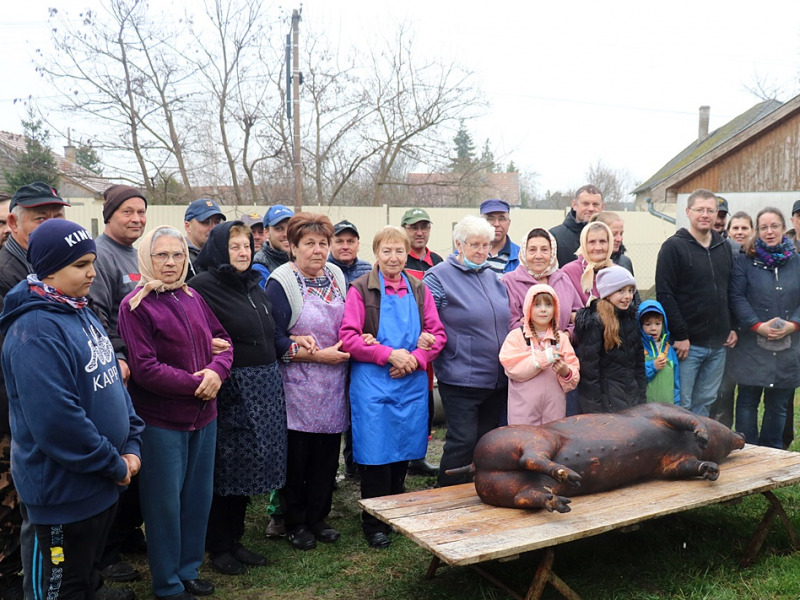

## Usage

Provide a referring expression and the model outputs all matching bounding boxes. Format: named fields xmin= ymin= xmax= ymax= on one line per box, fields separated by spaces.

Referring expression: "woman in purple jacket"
xmin=118 ymin=226 xmax=233 ymax=600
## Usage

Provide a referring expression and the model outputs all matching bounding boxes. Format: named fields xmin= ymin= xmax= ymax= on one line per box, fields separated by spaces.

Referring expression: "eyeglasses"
xmin=405 ymin=222 xmax=431 ymax=231
xmin=150 ymin=252 xmax=187 ymax=263
xmin=688 ymin=207 xmax=717 ymax=215
xmin=484 ymin=215 xmax=509 ymax=224
xmin=757 ymin=224 xmax=783 ymax=232
xmin=465 ymin=242 xmax=491 ymax=251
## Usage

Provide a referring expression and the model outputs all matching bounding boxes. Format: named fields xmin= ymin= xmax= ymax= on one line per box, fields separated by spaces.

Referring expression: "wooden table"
xmin=360 ymin=445 xmax=800 ymax=600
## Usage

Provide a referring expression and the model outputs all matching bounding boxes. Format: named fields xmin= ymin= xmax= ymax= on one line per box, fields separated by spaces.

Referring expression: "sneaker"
xmin=266 ymin=515 xmax=286 ymax=538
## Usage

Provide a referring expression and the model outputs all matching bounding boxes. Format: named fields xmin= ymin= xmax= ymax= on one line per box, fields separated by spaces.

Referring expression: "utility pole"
xmin=291 ymin=8 xmax=302 ymax=211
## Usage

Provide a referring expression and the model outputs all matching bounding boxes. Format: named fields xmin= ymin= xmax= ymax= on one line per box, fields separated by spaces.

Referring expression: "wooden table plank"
xmin=361 ymin=445 xmax=800 ymax=566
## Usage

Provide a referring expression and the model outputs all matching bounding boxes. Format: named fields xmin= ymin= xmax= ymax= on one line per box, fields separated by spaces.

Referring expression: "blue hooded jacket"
xmin=636 ymin=299 xmax=680 ymax=405
xmin=0 ymin=279 xmax=144 ymax=525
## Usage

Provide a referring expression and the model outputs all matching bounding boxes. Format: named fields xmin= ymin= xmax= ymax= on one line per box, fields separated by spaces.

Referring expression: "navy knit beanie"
xmin=27 ymin=219 xmax=96 ymax=278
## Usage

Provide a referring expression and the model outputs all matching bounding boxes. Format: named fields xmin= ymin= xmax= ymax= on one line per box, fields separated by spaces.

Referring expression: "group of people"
xmin=0 ymin=179 xmax=798 ymax=600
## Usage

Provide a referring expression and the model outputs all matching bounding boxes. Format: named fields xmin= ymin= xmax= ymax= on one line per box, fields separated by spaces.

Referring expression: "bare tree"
xmin=585 ymin=159 xmax=635 ymax=206
xmin=364 ymin=25 xmax=485 ymax=206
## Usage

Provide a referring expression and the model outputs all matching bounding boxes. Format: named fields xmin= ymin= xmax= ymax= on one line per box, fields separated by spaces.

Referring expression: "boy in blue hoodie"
xmin=0 ymin=219 xmax=144 ymax=600
xmin=637 ymin=299 xmax=681 ymax=405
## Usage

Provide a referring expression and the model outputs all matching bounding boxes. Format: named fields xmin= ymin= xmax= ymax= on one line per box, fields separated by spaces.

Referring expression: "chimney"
xmin=698 ymin=105 xmax=710 ymax=141
xmin=64 ymin=144 xmax=77 ymax=163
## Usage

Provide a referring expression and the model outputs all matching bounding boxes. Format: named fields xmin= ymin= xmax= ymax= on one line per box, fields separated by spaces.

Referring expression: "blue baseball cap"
xmin=480 ymin=199 xmax=510 ymax=215
xmin=264 ymin=205 xmax=294 ymax=227
xmin=185 ymin=199 xmax=226 ymax=223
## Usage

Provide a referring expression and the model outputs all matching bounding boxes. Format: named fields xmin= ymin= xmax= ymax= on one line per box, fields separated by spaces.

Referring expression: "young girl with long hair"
xmin=574 ymin=265 xmax=646 ymax=413
xmin=499 ymin=284 xmax=579 ymax=425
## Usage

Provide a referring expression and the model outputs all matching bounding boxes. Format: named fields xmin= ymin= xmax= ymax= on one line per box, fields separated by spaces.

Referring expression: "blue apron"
xmin=349 ymin=272 xmax=428 ymax=465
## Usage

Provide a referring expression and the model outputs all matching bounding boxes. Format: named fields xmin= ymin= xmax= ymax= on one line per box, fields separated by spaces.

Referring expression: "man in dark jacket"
xmin=550 ymin=184 xmax=604 ymax=267
xmin=655 ymin=188 xmax=737 ymax=417
xmin=253 ymin=205 xmax=294 ymax=287
xmin=327 ymin=221 xmax=371 ymax=286
xmin=184 ymin=199 xmax=226 ymax=278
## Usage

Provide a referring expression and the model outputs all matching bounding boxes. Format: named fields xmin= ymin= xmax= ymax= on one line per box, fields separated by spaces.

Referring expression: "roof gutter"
xmin=646 ymin=197 xmax=676 ymax=224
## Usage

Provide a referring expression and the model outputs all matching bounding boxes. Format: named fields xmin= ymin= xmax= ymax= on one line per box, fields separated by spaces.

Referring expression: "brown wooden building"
xmin=633 ymin=96 xmax=800 ymax=207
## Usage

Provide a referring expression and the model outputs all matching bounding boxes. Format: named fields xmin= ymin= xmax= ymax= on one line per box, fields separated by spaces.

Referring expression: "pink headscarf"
xmin=126 ymin=226 xmax=193 ymax=311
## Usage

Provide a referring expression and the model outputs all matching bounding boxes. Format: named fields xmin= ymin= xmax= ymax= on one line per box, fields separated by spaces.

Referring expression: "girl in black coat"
xmin=574 ymin=266 xmax=646 ymax=413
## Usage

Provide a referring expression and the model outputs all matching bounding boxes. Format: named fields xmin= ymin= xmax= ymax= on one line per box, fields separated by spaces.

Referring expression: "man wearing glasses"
xmin=480 ymin=199 xmax=519 ymax=277
xmin=655 ymin=188 xmax=737 ymax=417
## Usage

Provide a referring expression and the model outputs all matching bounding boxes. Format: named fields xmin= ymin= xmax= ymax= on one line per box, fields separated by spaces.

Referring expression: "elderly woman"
xmin=423 ymin=215 xmax=510 ymax=487
xmin=190 ymin=221 xmax=287 ymax=575
xmin=265 ymin=213 xmax=349 ymax=551
xmin=339 ymin=226 xmax=446 ymax=549
xmin=728 ymin=207 xmax=800 ymax=449
xmin=118 ymin=226 xmax=233 ymax=600
xmin=503 ymin=227 xmax=560 ymax=329
xmin=550 ymin=220 xmax=615 ymax=333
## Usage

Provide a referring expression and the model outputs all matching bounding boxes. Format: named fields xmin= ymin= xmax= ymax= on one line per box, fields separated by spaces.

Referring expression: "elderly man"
xmin=89 ymin=184 xmax=148 ymax=586
xmin=184 ymin=199 xmax=226 ymax=276
xmin=240 ymin=212 xmax=266 ymax=253
xmin=480 ymin=199 xmax=519 ymax=277
xmin=327 ymin=220 xmax=371 ymax=286
xmin=253 ymin=204 xmax=294 ymax=286
xmin=550 ymin=184 xmax=605 ymax=267
xmin=0 ymin=195 xmax=11 ymax=249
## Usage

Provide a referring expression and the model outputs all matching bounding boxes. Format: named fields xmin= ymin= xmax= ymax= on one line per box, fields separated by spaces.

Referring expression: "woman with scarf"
xmin=118 ymin=226 xmax=233 ymax=600
xmin=422 ymin=215 xmax=510 ymax=487
xmin=728 ymin=207 xmax=800 ymax=449
xmin=190 ymin=221 xmax=287 ymax=575
xmin=502 ymin=227 xmax=560 ymax=330
xmin=549 ymin=220 xmax=616 ymax=335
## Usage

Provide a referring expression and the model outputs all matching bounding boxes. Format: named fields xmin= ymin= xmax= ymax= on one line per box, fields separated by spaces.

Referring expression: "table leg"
xmin=425 ymin=556 xmax=442 ymax=580
xmin=740 ymin=491 xmax=800 ymax=568
xmin=525 ymin=548 xmax=582 ymax=600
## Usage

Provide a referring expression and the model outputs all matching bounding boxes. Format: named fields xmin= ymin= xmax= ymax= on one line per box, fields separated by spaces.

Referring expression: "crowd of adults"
xmin=0 ymin=179 xmax=799 ymax=600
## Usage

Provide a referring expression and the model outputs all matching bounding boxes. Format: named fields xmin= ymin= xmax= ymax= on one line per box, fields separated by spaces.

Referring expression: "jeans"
xmin=139 ymin=422 xmax=216 ymax=598
xmin=735 ymin=385 xmax=792 ymax=449
xmin=678 ymin=345 xmax=726 ymax=417
xmin=437 ymin=383 xmax=507 ymax=487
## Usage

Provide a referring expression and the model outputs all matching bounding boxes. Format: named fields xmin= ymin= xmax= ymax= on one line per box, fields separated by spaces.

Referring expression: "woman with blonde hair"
xmin=340 ymin=225 xmax=445 ymax=548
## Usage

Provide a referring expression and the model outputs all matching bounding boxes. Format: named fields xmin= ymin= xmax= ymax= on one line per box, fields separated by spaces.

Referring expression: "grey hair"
xmin=453 ymin=214 xmax=494 ymax=245
xmin=150 ymin=226 xmax=185 ymax=251
xmin=10 ymin=204 xmax=24 ymax=220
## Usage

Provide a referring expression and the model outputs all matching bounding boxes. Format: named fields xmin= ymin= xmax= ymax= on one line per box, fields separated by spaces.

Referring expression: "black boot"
xmin=407 ymin=458 xmax=439 ymax=476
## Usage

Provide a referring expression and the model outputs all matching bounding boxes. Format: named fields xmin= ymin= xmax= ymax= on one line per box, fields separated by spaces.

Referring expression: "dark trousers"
xmin=100 ymin=475 xmax=143 ymax=567
xmin=281 ymin=430 xmax=340 ymax=532
xmin=436 ymin=383 xmax=507 ymax=487
xmin=360 ymin=462 xmax=408 ymax=536
xmin=22 ymin=501 xmax=117 ymax=600
xmin=206 ymin=494 xmax=248 ymax=556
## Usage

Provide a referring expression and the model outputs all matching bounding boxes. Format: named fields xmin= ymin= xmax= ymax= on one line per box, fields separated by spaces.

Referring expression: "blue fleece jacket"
xmin=637 ymin=299 xmax=680 ymax=405
xmin=0 ymin=279 xmax=144 ymax=525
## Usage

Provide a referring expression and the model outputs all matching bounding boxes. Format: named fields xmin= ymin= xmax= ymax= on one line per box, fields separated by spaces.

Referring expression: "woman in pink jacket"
xmin=499 ymin=284 xmax=579 ymax=426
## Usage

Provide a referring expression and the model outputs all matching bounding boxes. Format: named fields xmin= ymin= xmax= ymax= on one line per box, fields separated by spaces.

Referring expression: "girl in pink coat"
xmin=499 ymin=284 xmax=580 ymax=426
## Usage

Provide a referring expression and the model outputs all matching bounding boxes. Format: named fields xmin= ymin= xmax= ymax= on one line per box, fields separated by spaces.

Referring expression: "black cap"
xmin=792 ymin=200 xmax=800 ymax=216
xmin=10 ymin=182 xmax=71 ymax=211
xmin=333 ymin=220 xmax=359 ymax=238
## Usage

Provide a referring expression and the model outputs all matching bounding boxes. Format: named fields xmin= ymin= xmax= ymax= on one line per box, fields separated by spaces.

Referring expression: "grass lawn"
xmin=113 ymin=399 xmax=800 ymax=600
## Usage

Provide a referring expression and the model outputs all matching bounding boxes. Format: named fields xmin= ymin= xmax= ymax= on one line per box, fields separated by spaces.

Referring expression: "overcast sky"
xmin=1 ymin=0 xmax=799 ymax=194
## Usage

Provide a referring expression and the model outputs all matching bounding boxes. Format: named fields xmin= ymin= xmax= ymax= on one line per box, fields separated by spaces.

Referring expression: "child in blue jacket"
xmin=637 ymin=299 xmax=680 ymax=405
